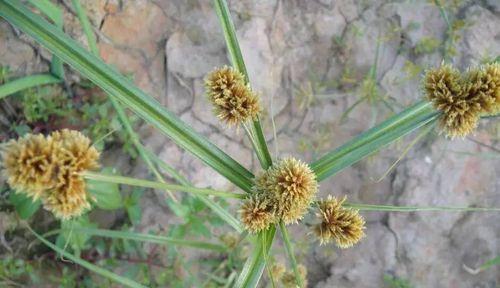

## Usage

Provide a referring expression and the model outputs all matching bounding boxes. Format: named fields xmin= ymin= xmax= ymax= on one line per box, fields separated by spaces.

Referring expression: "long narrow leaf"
xmin=311 ymin=101 xmax=439 ymax=181
xmin=345 ymin=203 xmax=500 ymax=212
xmin=279 ymin=222 xmax=302 ymax=287
xmin=0 ymin=74 xmax=61 ymax=99
xmin=82 ymin=171 xmax=246 ymax=199
xmin=234 ymin=226 xmax=276 ymax=288
xmin=27 ymin=225 xmax=146 ymax=288
xmin=66 ymin=227 xmax=226 ymax=252
xmin=214 ymin=0 xmax=272 ymax=169
xmin=0 ymin=0 xmax=254 ymax=192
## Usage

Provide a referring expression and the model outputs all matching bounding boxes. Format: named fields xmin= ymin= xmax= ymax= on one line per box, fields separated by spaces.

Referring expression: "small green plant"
xmin=383 ymin=274 xmax=413 ymax=288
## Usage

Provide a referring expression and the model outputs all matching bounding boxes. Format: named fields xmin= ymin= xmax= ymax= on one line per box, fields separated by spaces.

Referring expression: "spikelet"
xmin=205 ymin=66 xmax=260 ymax=126
xmin=313 ymin=196 xmax=365 ymax=248
xmin=281 ymin=265 xmax=308 ymax=288
xmin=0 ymin=130 xmax=99 ymax=219
xmin=1 ymin=134 xmax=61 ymax=199
xmin=240 ymin=195 xmax=275 ymax=233
xmin=270 ymin=262 xmax=286 ymax=281
xmin=464 ymin=63 xmax=500 ymax=114
xmin=424 ymin=64 xmax=481 ymax=138
xmin=267 ymin=157 xmax=318 ymax=224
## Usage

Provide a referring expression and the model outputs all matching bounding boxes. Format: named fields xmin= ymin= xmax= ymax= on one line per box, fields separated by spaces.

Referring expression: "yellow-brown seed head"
xmin=314 ymin=196 xmax=365 ymax=248
xmin=240 ymin=195 xmax=275 ymax=233
xmin=1 ymin=134 xmax=61 ymax=199
xmin=270 ymin=262 xmax=286 ymax=281
xmin=205 ymin=67 xmax=260 ymax=126
xmin=464 ymin=63 xmax=500 ymax=114
xmin=281 ymin=265 xmax=308 ymax=288
xmin=0 ymin=130 xmax=99 ymax=219
xmin=424 ymin=64 xmax=481 ymax=138
xmin=267 ymin=157 xmax=318 ymax=224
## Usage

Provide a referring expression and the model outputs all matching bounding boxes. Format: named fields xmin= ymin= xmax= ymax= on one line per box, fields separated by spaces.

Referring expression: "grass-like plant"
xmin=0 ymin=0 xmax=499 ymax=287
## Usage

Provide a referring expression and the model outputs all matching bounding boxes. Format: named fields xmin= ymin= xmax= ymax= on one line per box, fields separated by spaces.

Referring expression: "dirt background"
xmin=1 ymin=0 xmax=499 ymax=287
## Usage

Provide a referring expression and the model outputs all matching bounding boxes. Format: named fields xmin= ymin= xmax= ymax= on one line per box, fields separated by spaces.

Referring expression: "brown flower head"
xmin=0 ymin=130 xmax=99 ymax=219
xmin=205 ymin=67 xmax=260 ymax=126
xmin=267 ymin=157 xmax=318 ymax=224
xmin=1 ymin=134 xmax=60 ymax=199
xmin=281 ymin=265 xmax=308 ymax=288
xmin=464 ymin=63 xmax=500 ymax=114
xmin=424 ymin=64 xmax=481 ymax=138
xmin=270 ymin=262 xmax=286 ymax=281
xmin=240 ymin=195 xmax=275 ymax=233
xmin=314 ymin=196 xmax=365 ymax=248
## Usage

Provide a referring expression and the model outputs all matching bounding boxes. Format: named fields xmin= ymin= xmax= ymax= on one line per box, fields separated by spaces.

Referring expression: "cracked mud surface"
xmin=1 ymin=0 xmax=499 ymax=287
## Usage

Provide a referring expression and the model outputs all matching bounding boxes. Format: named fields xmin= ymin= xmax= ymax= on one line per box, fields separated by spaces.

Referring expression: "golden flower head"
xmin=205 ymin=66 xmax=260 ymax=126
xmin=281 ymin=265 xmax=308 ymax=288
xmin=266 ymin=157 xmax=318 ymax=224
xmin=270 ymin=262 xmax=286 ymax=281
xmin=314 ymin=196 xmax=365 ymax=248
xmin=464 ymin=63 xmax=500 ymax=114
xmin=240 ymin=195 xmax=275 ymax=233
xmin=1 ymin=130 xmax=99 ymax=219
xmin=424 ymin=64 xmax=481 ymax=138
xmin=1 ymin=133 xmax=60 ymax=199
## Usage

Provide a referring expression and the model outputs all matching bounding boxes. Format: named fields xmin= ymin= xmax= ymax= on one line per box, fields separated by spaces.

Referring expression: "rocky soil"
xmin=1 ymin=0 xmax=499 ymax=287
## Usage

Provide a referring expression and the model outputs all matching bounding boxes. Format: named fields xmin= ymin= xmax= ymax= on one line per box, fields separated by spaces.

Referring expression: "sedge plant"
xmin=0 ymin=0 xmax=499 ymax=287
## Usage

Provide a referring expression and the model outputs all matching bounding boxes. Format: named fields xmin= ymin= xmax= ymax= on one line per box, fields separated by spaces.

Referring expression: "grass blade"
xmin=0 ymin=0 xmax=254 ymax=192
xmin=0 ymin=74 xmax=61 ymax=99
xmin=81 ymin=171 xmax=246 ymax=199
xmin=70 ymin=0 xmax=98 ymax=55
xmin=214 ymin=0 xmax=272 ymax=169
xmin=345 ymin=203 xmax=500 ymax=212
xmin=279 ymin=221 xmax=303 ymax=287
xmin=234 ymin=226 xmax=276 ymax=288
xmin=26 ymin=225 xmax=147 ymax=288
xmin=311 ymin=101 xmax=439 ymax=181
xmin=65 ymin=227 xmax=226 ymax=252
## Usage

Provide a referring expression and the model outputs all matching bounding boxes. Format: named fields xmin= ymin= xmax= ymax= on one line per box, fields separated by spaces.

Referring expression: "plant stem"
xmin=81 ymin=171 xmax=245 ymax=199
xmin=344 ymin=203 xmax=500 ymax=212
xmin=279 ymin=221 xmax=303 ymax=287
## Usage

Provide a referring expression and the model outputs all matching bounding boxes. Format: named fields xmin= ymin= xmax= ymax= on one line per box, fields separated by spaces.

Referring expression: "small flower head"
xmin=270 ymin=262 xmax=286 ymax=281
xmin=205 ymin=66 xmax=244 ymax=101
xmin=267 ymin=157 xmax=318 ymax=224
xmin=465 ymin=63 xmax=500 ymax=114
xmin=424 ymin=64 xmax=480 ymax=138
xmin=1 ymin=130 xmax=99 ymax=219
xmin=240 ymin=195 xmax=275 ymax=233
xmin=281 ymin=265 xmax=308 ymax=288
xmin=205 ymin=66 xmax=260 ymax=126
xmin=314 ymin=196 xmax=365 ymax=248
xmin=1 ymin=134 xmax=60 ymax=199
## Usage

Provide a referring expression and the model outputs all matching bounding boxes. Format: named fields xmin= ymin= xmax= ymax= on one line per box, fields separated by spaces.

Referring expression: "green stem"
xmin=279 ymin=221 xmax=303 ymax=287
xmin=81 ymin=171 xmax=245 ymax=200
xmin=345 ymin=203 xmax=500 ymax=212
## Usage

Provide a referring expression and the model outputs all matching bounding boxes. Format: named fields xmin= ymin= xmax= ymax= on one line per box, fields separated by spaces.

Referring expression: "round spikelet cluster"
xmin=313 ymin=196 xmax=365 ymax=248
xmin=0 ymin=129 xmax=100 ymax=219
xmin=424 ymin=63 xmax=500 ymax=138
xmin=205 ymin=66 xmax=260 ymax=126
xmin=240 ymin=157 xmax=318 ymax=233
xmin=281 ymin=265 xmax=308 ymax=288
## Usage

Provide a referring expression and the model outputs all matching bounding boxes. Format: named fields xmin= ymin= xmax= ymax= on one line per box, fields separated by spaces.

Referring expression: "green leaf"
xmin=56 ymin=215 xmax=97 ymax=255
xmin=8 ymin=192 xmax=41 ymax=219
xmin=311 ymin=101 xmax=439 ymax=181
xmin=124 ymin=188 xmax=143 ymax=224
xmin=234 ymin=226 xmax=276 ymax=288
xmin=68 ymin=227 xmax=226 ymax=252
xmin=344 ymin=203 xmax=500 ymax=212
xmin=0 ymin=0 xmax=254 ymax=192
xmin=213 ymin=0 xmax=272 ymax=169
xmin=0 ymin=74 xmax=61 ymax=100
xmin=87 ymin=169 xmax=123 ymax=210
xmin=27 ymin=225 xmax=147 ymax=288
xmin=279 ymin=222 xmax=302 ymax=287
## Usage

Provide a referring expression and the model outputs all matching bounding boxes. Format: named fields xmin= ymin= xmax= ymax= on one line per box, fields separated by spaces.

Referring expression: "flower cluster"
xmin=424 ymin=63 xmax=500 ymax=138
xmin=240 ymin=157 xmax=318 ymax=232
xmin=313 ymin=196 xmax=365 ymax=248
xmin=1 ymin=130 xmax=100 ymax=219
xmin=205 ymin=66 xmax=260 ymax=126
